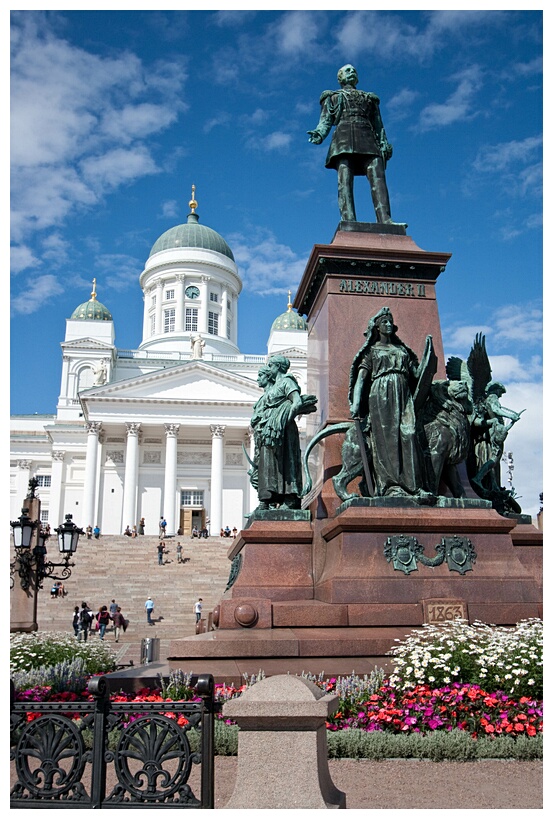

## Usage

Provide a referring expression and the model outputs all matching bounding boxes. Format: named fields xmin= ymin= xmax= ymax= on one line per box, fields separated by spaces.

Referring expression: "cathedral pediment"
xmin=62 ymin=338 xmax=114 ymax=350
xmin=80 ymin=361 xmax=262 ymax=408
xmin=270 ymin=346 xmax=307 ymax=358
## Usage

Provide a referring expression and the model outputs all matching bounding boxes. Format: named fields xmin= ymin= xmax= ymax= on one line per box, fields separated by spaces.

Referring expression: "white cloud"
xmin=41 ymin=232 xmax=71 ymax=266
xmin=160 ymin=200 xmax=179 ymax=220
xmin=443 ymin=303 xmax=542 ymax=356
xmin=213 ymin=10 xmax=257 ymax=28
xmin=11 ymin=245 xmax=42 ymax=275
xmin=487 ymin=355 xmax=542 ymax=383
xmin=417 ymin=65 xmax=483 ymax=131
xmin=386 ymin=88 xmax=420 ymax=123
xmin=100 ymin=103 xmax=178 ymax=144
xmin=80 ymin=147 xmax=160 ymax=192
xmin=272 ymin=11 xmax=322 ymax=56
xmin=492 ymin=303 xmax=542 ymax=347
xmin=496 ymin=381 xmax=542 ymax=516
xmin=444 ymin=324 xmax=493 ymax=350
xmin=10 ymin=15 xmax=186 ymax=251
xmin=263 ymin=132 xmax=292 ymax=151
xmin=229 ymin=229 xmax=308 ymax=296
xmin=94 ymin=254 xmax=143 ymax=292
xmin=203 ymin=114 xmax=231 ymax=134
xmin=11 ymin=274 xmax=65 ymax=315
xmin=473 ymin=136 xmax=542 ymax=173
xmin=336 ymin=11 xmax=423 ymax=60
xmin=335 ymin=10 xmax=505 ymax=62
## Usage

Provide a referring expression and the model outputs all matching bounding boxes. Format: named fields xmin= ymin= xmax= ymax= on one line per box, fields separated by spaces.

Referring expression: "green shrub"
xmin=325 ymin=728 xmax=543 ymax=761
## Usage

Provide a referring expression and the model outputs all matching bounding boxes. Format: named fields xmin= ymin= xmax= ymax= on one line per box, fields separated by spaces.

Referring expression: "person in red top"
xmin=96 ymin=606 xmax=110 ymax=640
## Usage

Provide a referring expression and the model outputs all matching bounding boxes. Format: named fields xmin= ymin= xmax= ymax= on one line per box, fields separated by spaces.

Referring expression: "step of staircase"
xmin=16 ymin=535 xmax=235 ymax=645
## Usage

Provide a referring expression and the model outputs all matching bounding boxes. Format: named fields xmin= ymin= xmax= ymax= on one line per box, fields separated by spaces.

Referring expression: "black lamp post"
xmin=10 ymin=510 xmax=83 ymax=591
xmin=10 ymin=508 xmax=39 ymax=591
xmin=55 ymin=514 xmax=84 ymax=556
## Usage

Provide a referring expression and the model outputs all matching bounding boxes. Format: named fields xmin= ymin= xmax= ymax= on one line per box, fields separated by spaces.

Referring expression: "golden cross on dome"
xmin=91 ymin=278 xmax=97 ymax=301
xmin=189 ymin=184 xmax=198 ymax=213
xmin=287 ymin=290 xmax=293 ymax=312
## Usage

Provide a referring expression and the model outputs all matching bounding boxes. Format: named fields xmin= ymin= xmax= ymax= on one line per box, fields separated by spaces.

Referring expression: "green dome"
xmin=149 ymin=213 xmax=234 ymax=261
xmin=271 ymin=307 xmax=308 ymax=332
xmin=71 ymin=299 xmax=112 ymax=321
xmin=71 ymin=281 xmax=112 ymax=320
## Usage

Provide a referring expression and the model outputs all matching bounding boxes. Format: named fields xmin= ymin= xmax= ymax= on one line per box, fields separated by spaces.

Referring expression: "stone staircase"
xmin=29 ymin=535 xmax=234 ymax=666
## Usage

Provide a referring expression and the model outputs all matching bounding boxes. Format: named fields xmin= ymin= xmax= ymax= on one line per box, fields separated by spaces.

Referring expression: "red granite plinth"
xmin=314 ymin=506 xmax=542 ymax=623
xmin=293 ymin=229 xmax=451 ymax=518
xmin=216 ymin=519 xmax=314 ymax=630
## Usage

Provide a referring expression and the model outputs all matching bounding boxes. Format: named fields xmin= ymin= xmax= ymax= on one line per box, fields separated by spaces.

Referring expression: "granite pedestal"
xmin=167 ymin=225 xmax=542 ymax=680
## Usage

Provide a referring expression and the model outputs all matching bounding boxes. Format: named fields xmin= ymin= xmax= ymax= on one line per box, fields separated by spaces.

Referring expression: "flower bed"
xmin=11 ymin=620 xmax=543 ymax=754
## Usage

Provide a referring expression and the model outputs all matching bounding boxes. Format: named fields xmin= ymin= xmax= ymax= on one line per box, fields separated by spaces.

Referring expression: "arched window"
xmin=77 ymin=366 xmax=94 ymax=393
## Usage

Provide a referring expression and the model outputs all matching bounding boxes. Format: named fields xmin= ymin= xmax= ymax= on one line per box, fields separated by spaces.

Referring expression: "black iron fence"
xmin=10 ymin=674 xmax=218 ymax=809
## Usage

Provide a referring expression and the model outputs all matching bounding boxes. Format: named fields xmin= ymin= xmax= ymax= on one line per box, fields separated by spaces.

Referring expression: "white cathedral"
xmin=10 ymin=197 xmax=308 ymax=537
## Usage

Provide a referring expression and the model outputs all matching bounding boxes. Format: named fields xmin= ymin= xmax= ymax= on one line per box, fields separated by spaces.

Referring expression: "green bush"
xmin=325 ymin=728 xmax=542 ymax=761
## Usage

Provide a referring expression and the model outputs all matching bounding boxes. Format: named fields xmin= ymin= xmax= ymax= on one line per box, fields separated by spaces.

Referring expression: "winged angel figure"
xmin=446 ymin=333 xmax=524 ymax=515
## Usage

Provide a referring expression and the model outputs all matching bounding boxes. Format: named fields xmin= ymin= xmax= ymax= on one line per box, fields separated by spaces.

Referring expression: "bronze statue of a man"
xmin=308 ymin=64 xmax=402 ymax=225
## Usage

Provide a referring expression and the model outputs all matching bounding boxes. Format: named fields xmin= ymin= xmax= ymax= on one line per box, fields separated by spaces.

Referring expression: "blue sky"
xmin=9 ymin=8 xmax=543 ymax=515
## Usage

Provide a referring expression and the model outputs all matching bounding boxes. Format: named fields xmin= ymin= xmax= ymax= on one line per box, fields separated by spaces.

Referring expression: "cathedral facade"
xmin=10 ymin=206 xmax=308 ymax=537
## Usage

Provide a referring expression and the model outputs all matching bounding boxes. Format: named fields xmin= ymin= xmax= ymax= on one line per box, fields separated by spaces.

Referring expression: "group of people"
xmin=85 ymin=525 xmax=101 ymax=539
xmin=191 ymin=527 xmax=209 ymax=538
xmin=50 ymin=581 xmax=66 ymax=598
xmin=144 ymin=596 xmax=202 ymax=626
xmin=123 ymin=525 xmax=138 ymax=537
xmin=155 ymin=541 xmax=188 ymax=564
xmin=220 ymin=526 xmax=237 ymax=538
xmin=72 ymin=599 xmax=128 ymax=642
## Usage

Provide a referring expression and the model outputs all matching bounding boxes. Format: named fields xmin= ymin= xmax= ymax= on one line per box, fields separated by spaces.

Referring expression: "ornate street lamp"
xmin=55 ymin=514 xmax=84 ymax=556
xmin=10 ymin=508 xmax=39 ymax=591
xmin=10 ymin=510 xmax=83 ymax=591
xmin=10 ymin=508 xmax=37 ymax=550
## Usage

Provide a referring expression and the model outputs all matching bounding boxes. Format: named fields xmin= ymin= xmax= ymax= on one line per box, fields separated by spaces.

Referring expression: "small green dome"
xmin=271 ymin=306 xmax=308 ymax=333
xmin=71 ymin=280 xmax=112 ymax=320
xmin=71 ymin=300 xmax=112 ymax=321
xmin=149 ymin=213 xmax=234 ymax=261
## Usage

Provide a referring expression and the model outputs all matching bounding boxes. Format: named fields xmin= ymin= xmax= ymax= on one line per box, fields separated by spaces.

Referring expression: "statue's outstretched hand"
xmin=307 ymin=130 xmax=323 ymax=144
xmin=381 ymin=142 xmax=393 ymax=161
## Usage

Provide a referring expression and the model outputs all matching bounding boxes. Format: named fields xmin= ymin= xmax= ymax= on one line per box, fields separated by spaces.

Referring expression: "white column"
xmin=122 ymin=422 xmax=141 ymax=532
xmin=15 ymin=460 xmax=32 ymax=509
xmin=82 ymin=422 xmax=102 ymax=529
xmin=246 ymin=428 xmax=258 ymax=513
xmin=175 ymin=274 xmax=185 ymax=332
xmin=155 ymin=281 xmax=163 ymax=336
xmin=142 ymin=289 xmax=150 ymax=342
xmin=49 ymin=451 xmax=65 ymax=527
xmin=221 ymin=287 xmax=229 ymax=340
xmin=59 ymin=355 xmax=71 ymax=404
xmin=210 ymin=424 xmax=225 ymax=535
xmin=163 ymin=423 xmax=179 ymax=536
xmin=199 ymin=276 xmax=210 ymax=333
xmin=231 ymin=293 xmax=238 ymax=345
